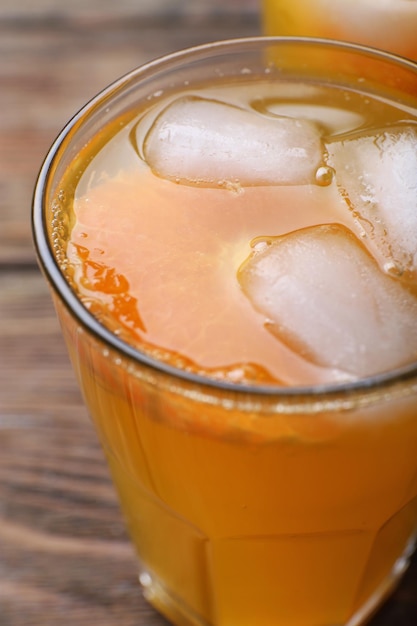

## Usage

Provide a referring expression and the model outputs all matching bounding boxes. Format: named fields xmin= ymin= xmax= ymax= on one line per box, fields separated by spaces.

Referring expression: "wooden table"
xmin=1 ymin=2 xmax=416 ymax=624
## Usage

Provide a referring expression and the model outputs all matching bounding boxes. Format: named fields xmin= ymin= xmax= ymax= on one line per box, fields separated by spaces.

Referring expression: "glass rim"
xmin=32 ymin=35 xmax=417 ymax=402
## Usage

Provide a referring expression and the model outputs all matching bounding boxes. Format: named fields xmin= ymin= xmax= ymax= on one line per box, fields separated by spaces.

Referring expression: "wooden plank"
xmin=0 ymin=0 xmax=259 ymax=20
xmin=0 ymin=268 xmax=167 ymax=625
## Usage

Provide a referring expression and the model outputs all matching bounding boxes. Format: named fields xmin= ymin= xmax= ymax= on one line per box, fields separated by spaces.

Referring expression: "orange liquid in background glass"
xmin=263 ymin=0 xmax=417 ymax=62
xmin=51 ymin=74 xmax=417 ymax=626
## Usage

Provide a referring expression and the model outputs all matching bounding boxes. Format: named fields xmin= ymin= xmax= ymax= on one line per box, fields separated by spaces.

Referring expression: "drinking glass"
xmin=33 ymin=37 xmax=417 ymax=626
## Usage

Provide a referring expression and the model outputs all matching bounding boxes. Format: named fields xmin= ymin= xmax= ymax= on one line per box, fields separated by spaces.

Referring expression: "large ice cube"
xmin=326 ymin=125 xmax=417 ymax=279
xmin=238 ymin=224 xmax=417 ymax=378
xmin=143 ymin=96 xmax=324 ymax=187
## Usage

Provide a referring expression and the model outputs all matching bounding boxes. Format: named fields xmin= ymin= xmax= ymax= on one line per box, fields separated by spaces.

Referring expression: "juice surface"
xmin=54 ymin=77 xmax=417 ymax=387
xmin=50 ymin=69 xmax=417 ymax=626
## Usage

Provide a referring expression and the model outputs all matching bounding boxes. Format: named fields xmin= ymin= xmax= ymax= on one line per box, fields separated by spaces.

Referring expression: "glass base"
xmin=140 ymin=569 xmax=211 ymax=626
xmin=139 ymin=543 xmax=414 ymax=626
xmin=346 ymin=538 xmax=415 ymax=626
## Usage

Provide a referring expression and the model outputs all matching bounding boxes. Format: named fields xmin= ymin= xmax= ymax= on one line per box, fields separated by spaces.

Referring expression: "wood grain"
xmin=0 ymin=1 xmax=259 ymax=267
xmin=1 ymin=1 xmax=416 ymax=625
xmin=0 ymin=269 xmax=170 ymax=625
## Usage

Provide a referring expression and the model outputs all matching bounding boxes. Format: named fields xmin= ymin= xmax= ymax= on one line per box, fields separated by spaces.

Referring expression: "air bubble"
xmin=250 ymin=235 xmax=275 ymax=254
xmin=315 ymin=165 xmax=334 ymax=187
xmin=221 ymin=180 xmax=243 ymax=195
xmin=252 ymin=241 xmax=270 ymax=254
xmin=383 ymin=260 xmax=404 ymax=278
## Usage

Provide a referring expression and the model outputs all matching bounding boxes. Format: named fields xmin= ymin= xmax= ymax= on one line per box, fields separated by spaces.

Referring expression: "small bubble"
xmin=253 ymin=241 xmax=269 ymax=254
xmin=220 ymin=180 xmax=243 ymax=194
xmin=250 ymin=235 xmax=275 ymax=253
xmin=315 ymin=165 xmax=334 ymax=187
xmin=383 ymin=261 xmax=404 ymax=278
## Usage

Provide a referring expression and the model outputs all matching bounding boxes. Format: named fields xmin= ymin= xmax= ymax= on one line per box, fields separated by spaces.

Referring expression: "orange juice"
xmin=263 ymin=0 xmax=417 ymax=62
xmin=33 ymin=39 xmax=417 ymax=626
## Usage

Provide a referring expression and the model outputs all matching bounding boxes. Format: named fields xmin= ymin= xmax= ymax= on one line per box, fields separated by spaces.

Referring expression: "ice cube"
xmin=260 ymin=102 xmax=364 ymax=135
xmin=326 ymin=125 xmax=417 ymax=279
xmin=143 ymin=96 xmax=324 ymax=187
xmin=238 ymin=224 xmax=417 ymax=379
